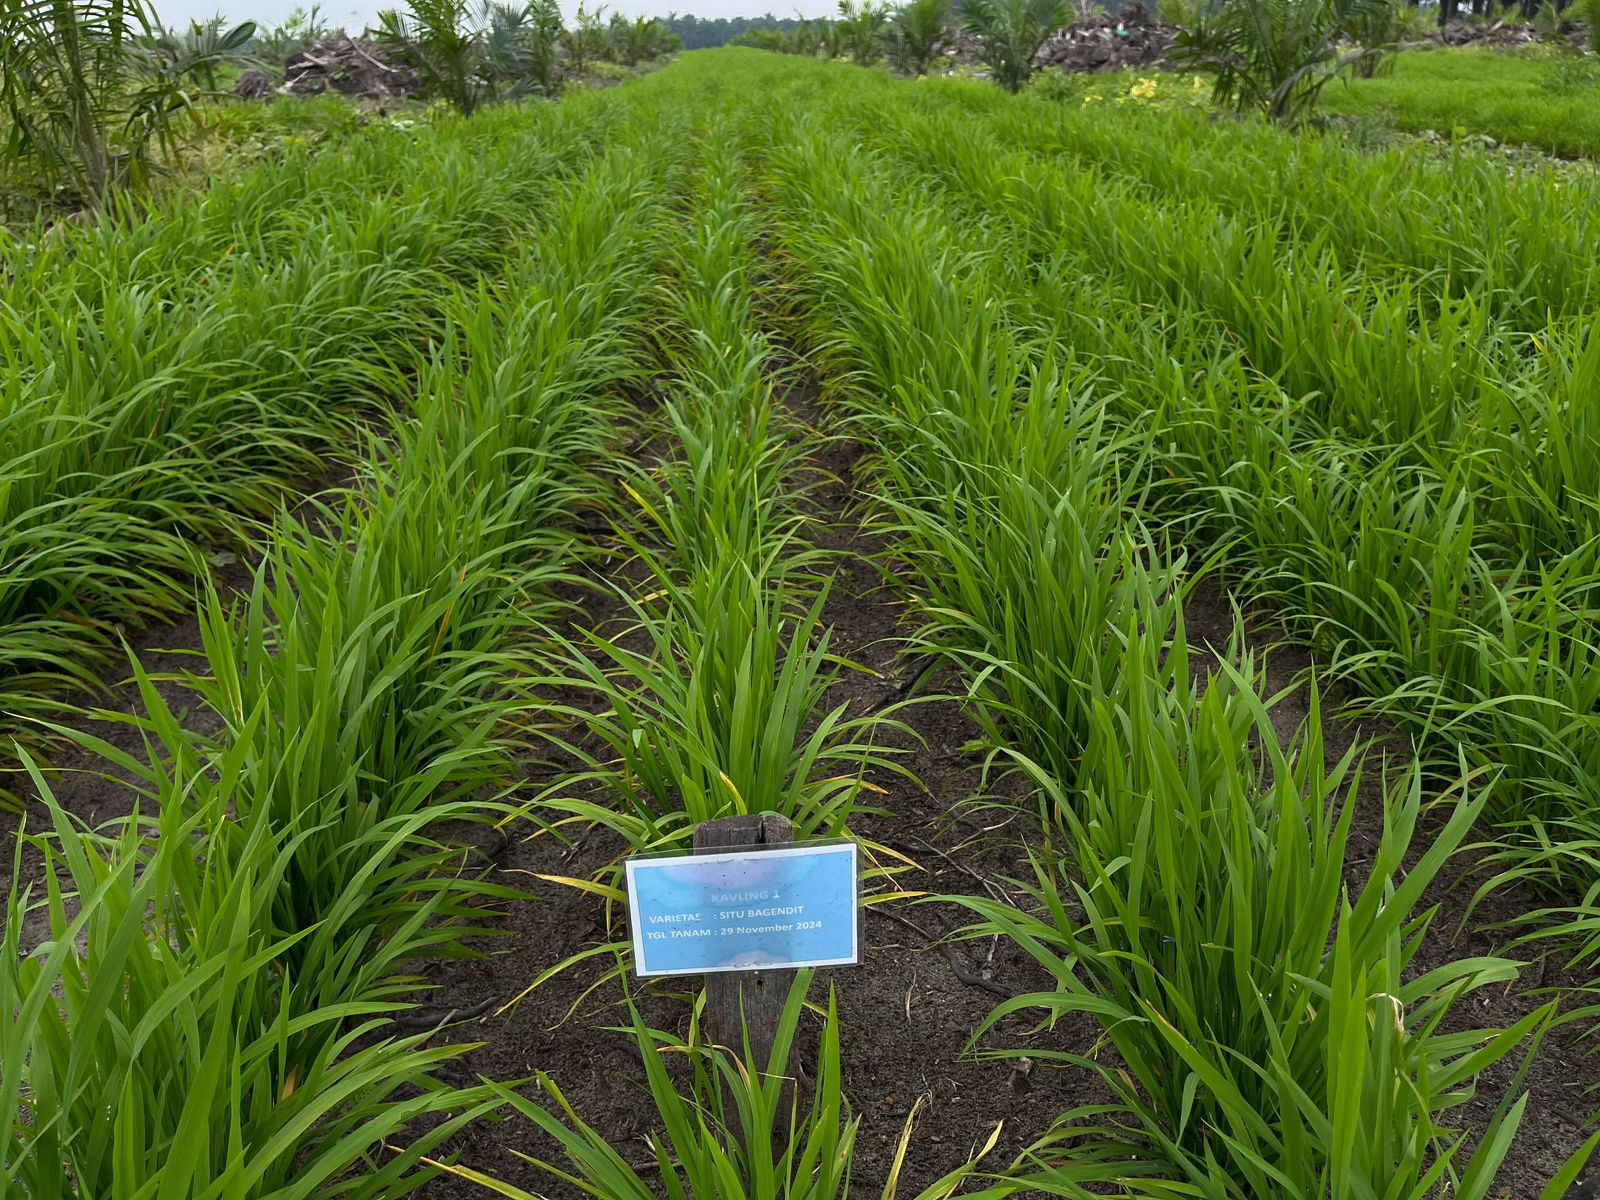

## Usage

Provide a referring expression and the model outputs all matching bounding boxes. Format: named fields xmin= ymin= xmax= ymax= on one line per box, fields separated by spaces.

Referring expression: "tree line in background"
xmin=369 ymin=0 xmax=678 ymax=115
xmin=661 ymin=12 xmax=812 ymax=46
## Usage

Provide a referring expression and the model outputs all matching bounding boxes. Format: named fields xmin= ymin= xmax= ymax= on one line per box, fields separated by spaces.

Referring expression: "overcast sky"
xmin=157 ymin=0 xmax=836 ymax=33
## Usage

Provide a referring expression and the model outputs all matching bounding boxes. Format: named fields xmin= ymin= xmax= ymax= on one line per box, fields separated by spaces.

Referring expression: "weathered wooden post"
xmin=693 ymin=812 xmax=795 ymax=1071
xmin=624 ymin=816 xmax=859 ymax=1126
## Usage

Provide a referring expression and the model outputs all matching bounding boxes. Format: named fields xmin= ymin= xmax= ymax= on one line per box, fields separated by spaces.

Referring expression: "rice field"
xmin=4 ymin=45 xmax=1600 ymax=1199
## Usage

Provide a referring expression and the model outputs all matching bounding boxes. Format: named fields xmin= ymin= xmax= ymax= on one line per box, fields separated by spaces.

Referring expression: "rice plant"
xmin=2 ymin=98 xmax=689 ymax=1190
xmin=530 ymin=130 xmax=904 ymax=854
xmin=760 ymin=58 xmax=1600 ymax=900
xmin=733 ymin=61 xmax=1570 ymax=1192
xmin=0 ymin=87 xmax=629 ymax=789
xmin=7 ymin=45 xmax=1600 ymax=1200
xmin=953 ymin=633 xmax=1548 ymax=1195
xmin=445 ymin=972 xmax=1014 ymax=1199
xmin=538 ymin=568 xmax=904 ymax=852
xmin=1 ymin=760 xmax=500 ymax=1197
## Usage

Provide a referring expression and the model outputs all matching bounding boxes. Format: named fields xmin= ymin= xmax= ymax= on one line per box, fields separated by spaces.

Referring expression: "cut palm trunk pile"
xmin=278 ymin=35 xmax=418 ymax=99
xmin=1033 ymin=9 xmax=1178 ymax=70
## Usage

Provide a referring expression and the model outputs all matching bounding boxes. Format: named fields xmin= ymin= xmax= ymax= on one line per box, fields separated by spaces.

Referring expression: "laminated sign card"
xmin=624 ymin=841 xmax=859 ymax=977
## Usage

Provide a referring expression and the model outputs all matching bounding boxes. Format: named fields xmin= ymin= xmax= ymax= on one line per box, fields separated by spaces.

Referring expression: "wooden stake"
xmin=692 ymin=812 xmax=795 ymax=1076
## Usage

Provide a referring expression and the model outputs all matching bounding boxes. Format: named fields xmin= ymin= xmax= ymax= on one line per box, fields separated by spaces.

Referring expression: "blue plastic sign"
xmin=625 ymin=842 xmax=859 ymax=978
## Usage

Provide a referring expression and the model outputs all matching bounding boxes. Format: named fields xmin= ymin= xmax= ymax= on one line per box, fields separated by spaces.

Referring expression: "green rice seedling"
xmin=660 ymin=195 xmax=762 ymax=372
xmin=167 ymin=134 xmax=677 ymax=992
xmin=842 ymin=91 xmax=1515 ymax=461
xmin=716 ymin=51 xmax=1600 ymax=324
xmin=1206 ymin=424 xmax=1600 ymax=877
xmin=921 ymin=67 xmax=1600 ymax=324
xmin=827 ymin=81 xmax=1596 ymax=554
xmin=753 ymin=63 xmax=1600 ymax=902
xmin=525 ymin=118 xmax=898 ymax=856
xmin=753 ymin=118 xmax=1187 ymax=799
xmin=619 ymin=362 xmax=823 ymax=590
xmin=616 ymin=133 xmax=820 ymax=586
xmin=1408 ymin=547 xmax=1600 ymax=898
xmin=875 ymin=401 xmax=1182 ymax=790
xmin=737 ymin=78 xmax=1568 ymax=1178
xmin=952 ymin=629 xmax=1549 ymax=1197
xmin=62 ymin=635 xmax=519 ymax=1020
xmin=40 ymin=110 xmax=675 ymax=977
xmin=0 ymin=762 xmax=500 ymax=1198
xmin=537 ymin=566 xmax=905 ymax=853
xmin=1225 ymin=446 xmax=1479 ymax=694
xmin=445 ymin=972 xmax=1015 ymax=1200
xmin=1472 ymin=320 xmax=1600 ymax=561
xmin=0 ymin=110 xmax=690 ymax=1190
xmin=182 ymin=502 xmax=536 ymax=1000
xmin=801 ymin=68 xmax=1590 ymax=569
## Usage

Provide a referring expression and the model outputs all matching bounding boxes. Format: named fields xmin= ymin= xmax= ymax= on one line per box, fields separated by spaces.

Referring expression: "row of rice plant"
xmin=468 ymin=80 xmax=1010 ymax=1197
xmin=470 ymin=93 xmax=966 ymax=1197
xmin=896 ymin=80 xmax=1593 ymax=902
xmin=738 ymin=55 xmax=1600 ymax=916
xmin=1 ymin=115 xmax=688 ymax=1196
xmin=0 ymin=89 xmax=633 ymax=781
xmin=845 ymin=84 xmax=1598 ymax=561
xmin=837 ymin=84 xmax=1551 ymax=463
xmin=854 ymin=63 xmax=1599 ymax=327
xmin=723 ymin=50 xmax=1572 ymax=1195
xmin=530 ymin=108 xmax=901 ymax=859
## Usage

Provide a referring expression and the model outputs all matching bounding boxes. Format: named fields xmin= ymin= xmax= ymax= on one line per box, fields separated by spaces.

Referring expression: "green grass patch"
xmin=1320 ymin=45 xmax=1600 ymax=158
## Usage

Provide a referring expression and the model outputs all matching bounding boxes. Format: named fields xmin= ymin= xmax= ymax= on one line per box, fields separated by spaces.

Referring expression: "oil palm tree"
xmin=1 ymin=0 xmax=254 ymax=202
xmin=885 ymin=0 xmax=948 ymax=73
xmin=1172 ymin=0 xmax=1393 ymax=122
xmin=962 ymin=0 xmax=1068 ymax=92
